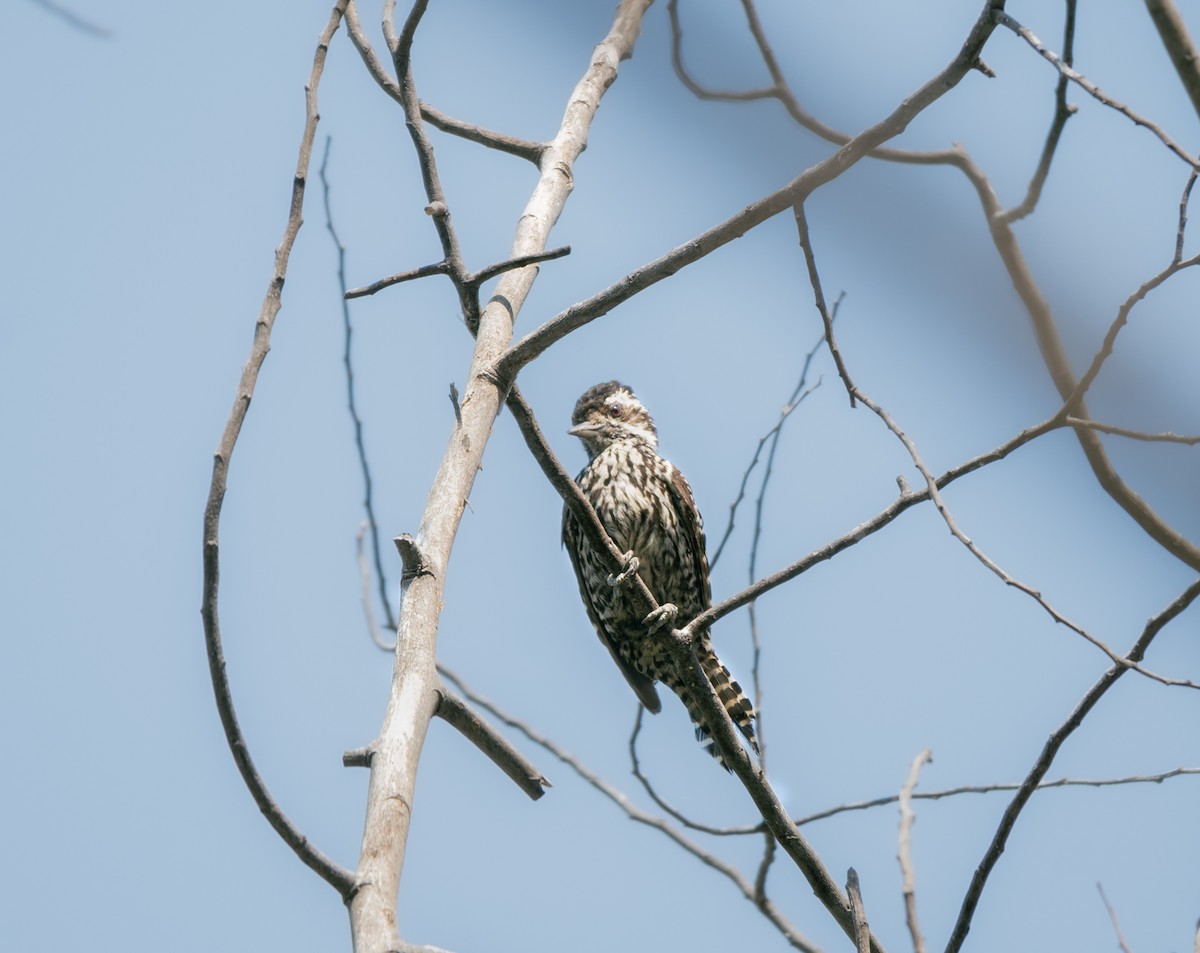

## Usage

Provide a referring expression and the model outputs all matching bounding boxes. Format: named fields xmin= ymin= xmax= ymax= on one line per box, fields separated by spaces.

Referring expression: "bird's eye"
xmin=608 ymin=403 xmax=623 ymax=418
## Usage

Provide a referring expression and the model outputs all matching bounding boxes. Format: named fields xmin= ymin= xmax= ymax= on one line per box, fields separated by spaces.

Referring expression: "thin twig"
xmin=710 ymin=324 xmax=828 ymax=569
xmin=200 ymin=2 xmax=355 ymax=900
xmin=1067 ymin=250 xmax=1200 ymax=410
xmin=950 ymin=148 xmax=1200 ymax=576
xmin=999 ymin=0 xmax=1078 ymax=224
xmin=662 ymin=622 xmax=888 ymax=953
xmin=996 ymin=10 xmax=1199 ymax=168
xmin=945 ymin=578 xmax=1200 ymax=953
xmin=898 ymin=750 xmax=932 ymax=953
xmin=793 ymin=766 xmax=1200 ymax=826
xmin=1097 ymin=883 xmax=1135 ymax=953
xmin=1176 ymin=169 xmax=1197 ymax=262
xmin=344 ymin=261 xmax=451 ymax=299
xmin=356 ymin=524 xmax=395 ymax=651
xmin=795 ymin=202 xmax=1200 ymax=689
xmin=691 ymin=410 xmax=1063 ymax=634
xmin=321 ymin=137 xmax=398 ymax=633
xmin=669 ymin=0 xmax=987 ymax=176
xmin=1063 ymin=417 xmax=1200 ymax=445
xmin=629 ymin=709 xmax=761 ymax=836
xmin=439 ymin=667 xmax=818 ymax=952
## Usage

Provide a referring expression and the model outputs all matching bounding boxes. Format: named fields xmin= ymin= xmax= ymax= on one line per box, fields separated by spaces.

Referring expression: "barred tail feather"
xmin=663 ymin=641 xmax=758 ymax=770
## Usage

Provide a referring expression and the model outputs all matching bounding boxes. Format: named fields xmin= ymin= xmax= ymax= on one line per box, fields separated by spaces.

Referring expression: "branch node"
xmin=343 ymin=746 xmax=374 ymax=768
xmin=394 ymin=534 xmax=434 ymax=582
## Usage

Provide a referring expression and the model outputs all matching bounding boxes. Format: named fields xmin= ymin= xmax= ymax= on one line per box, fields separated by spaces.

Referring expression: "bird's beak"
xmin=568 ymin=421 xmax=602 ymax=438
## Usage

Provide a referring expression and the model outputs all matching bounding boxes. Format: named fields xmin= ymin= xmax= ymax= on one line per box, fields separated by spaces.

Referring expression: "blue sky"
xmin=3 ymin=1 xmax=1198 ymax=951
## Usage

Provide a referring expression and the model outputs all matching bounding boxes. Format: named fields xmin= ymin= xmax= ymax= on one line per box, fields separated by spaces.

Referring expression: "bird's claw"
xmin=608 ymin=552 xmax=640 ymax=587
xmin=642 ymin=603 xmax=679 ymax=633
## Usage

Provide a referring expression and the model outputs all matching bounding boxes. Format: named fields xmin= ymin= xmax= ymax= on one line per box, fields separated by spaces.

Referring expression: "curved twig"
xmin=200 ymin=2 xmax=355 ymax=900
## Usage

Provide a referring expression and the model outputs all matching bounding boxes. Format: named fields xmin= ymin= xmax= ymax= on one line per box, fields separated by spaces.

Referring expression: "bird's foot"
xmin=642 ymin=603 xmax=679 ymax=634
xmin=608 ymin=552 xmax=640 ymax=587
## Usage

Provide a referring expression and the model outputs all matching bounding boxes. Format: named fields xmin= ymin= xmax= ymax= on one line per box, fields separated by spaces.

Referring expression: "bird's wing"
xmin=562 ymin=504 xmax=663 ymax=713
xmin=664 ymin=463 xmax=714 ymax=614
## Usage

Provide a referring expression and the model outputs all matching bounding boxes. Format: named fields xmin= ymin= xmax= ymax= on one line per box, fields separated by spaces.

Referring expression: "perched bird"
xmin=561 ymin=380 xmax=758 ymax=767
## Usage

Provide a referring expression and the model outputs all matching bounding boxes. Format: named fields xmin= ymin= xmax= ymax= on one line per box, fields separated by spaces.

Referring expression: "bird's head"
xmin=568 ymin=380 xmax=658 ymax=458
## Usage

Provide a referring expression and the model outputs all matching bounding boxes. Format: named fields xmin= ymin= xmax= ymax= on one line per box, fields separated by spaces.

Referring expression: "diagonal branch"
xmin=434 ymin=682 xmax=550 ymax=800
xmin=496 ymin=0 xmax=1008 ymax=383
xmin=944 ymin=578 xmax=1200 ymax=953
xmin=1143 ymin=0 xmax=1200 ymax=122
xmin=419 ymin=102 xmax=546 ymax=162
xmin=950 ymin=149 xmax=1200 ymax=575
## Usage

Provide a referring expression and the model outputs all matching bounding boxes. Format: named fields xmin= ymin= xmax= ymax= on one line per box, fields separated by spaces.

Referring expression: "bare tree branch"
xmin=949 ymin=147 xmax=1200 ymax=575
xmin=944 ymin=578 xmax=1200 ymax=953
xmin=200 ymin=1 xmax=355 ymax=901
xmin=1068 ymin=249 xmax=1200 ymax=410
xmin=496 ymin=0 xmax=1009 ymax=383
xmin=688 ymin=410 xmax=1063 ymax=636
xmin=628 ymin=709 xmax=761 ymax=836
xmin=348 ymin=5 xmax=656 ymax=949
xmin=434 ymin=683 xmax=550 ymax=800
xmin=998 ymin=0 xmax=1078 ymax=224
xmin=709 ymin=325 xmax=824 ymax=570
xmin=1144 ymin=0 xmax=1200 ymax=121
xmin=439 ymin=669 xmax=819 ymax=953
xmin=797 ymin=205 xmax=1198 ymax=687
xmin=898 ymin=751 xmax=932 ymax=953
xmin=793 ymin=767 xmax=1200 ymax=826
xmin=1063 ymin=417 xmax=1200 ymax=445
xmin=847 ymin=868 xmax=871 ymax=953
xmin=344 ymin=246 xmax=571 ymax=300
xmin=667 ymin=0 xmax=971 ymax=169
xmin=1098 ymin=883 xmax=1136 ymax=953
xmin=320 ymin=137 xmax=398 ymax=633
xmin=419 ymin=102 xmax=546 ymax=162
xmin=997 ymin=11 xmax=1199 ymax=168
xmin=662 ymin=622 xmax=888 ymax=953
